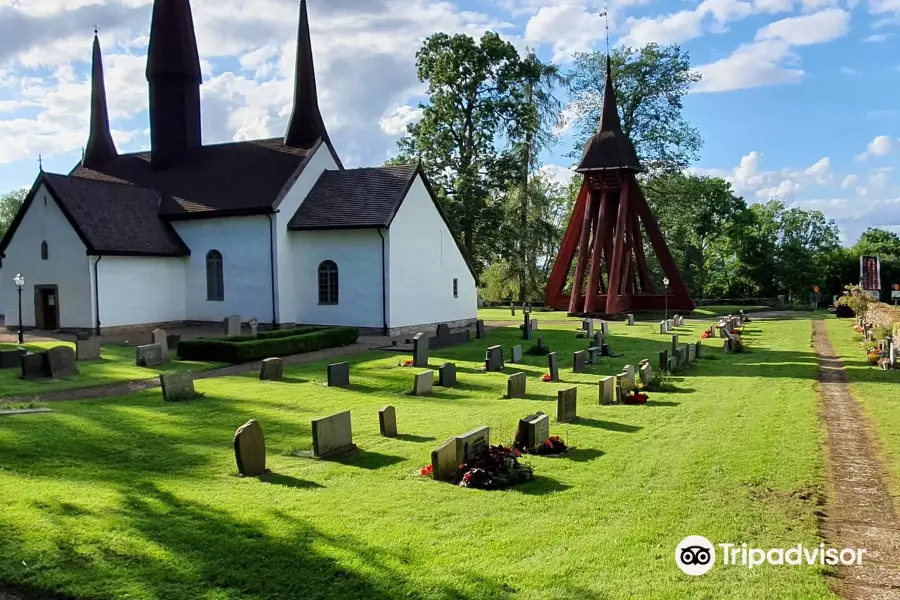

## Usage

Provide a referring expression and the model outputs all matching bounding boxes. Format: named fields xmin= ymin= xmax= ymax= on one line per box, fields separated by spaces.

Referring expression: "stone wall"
xmin=865 ymin=303 xmax=900 ymax=330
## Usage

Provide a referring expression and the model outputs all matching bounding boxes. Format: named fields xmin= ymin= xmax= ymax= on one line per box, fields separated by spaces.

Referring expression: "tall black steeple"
xmin=284 ymin=0 xmax=329 ymax=148
xmin=83 ymin=30 xmax=118 ymax=169
xmin=146 ymin=0 xmax=202 ymax=168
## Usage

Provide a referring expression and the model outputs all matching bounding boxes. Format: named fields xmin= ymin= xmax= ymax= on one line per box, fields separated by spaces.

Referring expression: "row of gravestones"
xmin=135 ymin=328 xmax=181 ymax=367
xmin=485 ymin=341 xmax=617 ymax=378
xmin=877 ymin=336 xmax=898 ymax=370
xmin=505 ymin=358 xmax=654 ymax=403
xmin=323 ymin=360 xmax=457 ymax=393
xmin=5 ymin=346 xmax=79 ymax=380
xmin=223 ymin=314 xmax=259 ymax=337
xmin=657 ymin=341 xmax=702 ymax=373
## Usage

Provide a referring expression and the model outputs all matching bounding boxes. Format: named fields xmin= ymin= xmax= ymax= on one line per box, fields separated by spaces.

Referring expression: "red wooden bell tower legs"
xmin=583 ymin=190 xmax=606 ymax=313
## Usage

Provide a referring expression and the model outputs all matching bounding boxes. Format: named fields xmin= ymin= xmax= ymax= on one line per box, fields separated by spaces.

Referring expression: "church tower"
xmin=146 ymin=0 xmax=202 ymax=168
xmin=82 ymin=30 xmax=117 ymax=169
xmin=284 ymin=0 xmax=329 ymax=148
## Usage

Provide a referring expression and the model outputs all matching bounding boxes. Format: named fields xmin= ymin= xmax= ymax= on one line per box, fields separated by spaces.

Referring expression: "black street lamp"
xmin=13 ymin=273 xmax=25 ymax=344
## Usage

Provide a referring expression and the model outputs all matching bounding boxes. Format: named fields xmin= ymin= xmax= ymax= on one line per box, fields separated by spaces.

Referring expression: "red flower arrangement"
xmin=398 ymin=359 xmax=414 ymax=367
xmin=701 ymin=331 xmax=711 ymax=339
xmin=420 ymin=464 xmax=433 ymax=477
xmin=854 ymin=325 xmax=864 ymax=334
xmin=541 ymin=373 xmax=552 ymax=382
xmin=625 ymin=392 xmax=648 ymax=404
xmin=455 ymin=445 xmax=533 ymax=489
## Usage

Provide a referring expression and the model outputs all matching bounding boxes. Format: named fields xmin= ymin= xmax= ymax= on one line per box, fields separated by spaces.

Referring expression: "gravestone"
xmin=431 ymin=437 xmax=459 ymax=481
xmin=719 ymin=322 xmax=728 ymax=338
xmin=507 ymin=372 xmax=527 ymax=399
xmin=438 ymin=362 xmax=457 ymax=387
xmin=890 ymin=343 xmax=897 ymax=368
xmin=75 ymin=337 xmax=101 ymax=361
xmin=695 ymin=341 xmax=702 ymax=358
xmin=20 ymin=352 xmax=49 ymax=379
xmin=167 ymin=334 xmax=181 ymax=351
xmin=548 ymin=352 xmax=560 ymax=382
xmin=557 ymin=387 xmax=577 ymax=422
xmin=47 ymin=346 xmax=78 ymax=378
xmin=659 ymin=349 xmax=668 ymax=372
xmin=136 ymin=344 xmax=164 ymax=367
xmin=413 ymin=333 xmax=429 ymax=368
xmin=312 ymin=411 xmax=356 ymax=457
xmin=511 ymin=344 xmax=523 ymax=363
xmin=327 ymin=362 xmax=350 ymax=387
xmin=379 ymin=406 xmax=398 ymax=437
xmin=640 ymin=363 xmax=653 ymax=386
xmin=152 ymin=328 xmax=168 ymax=359
xmin=600 ymin=322 xmax=609 ymax=337
xmin=599 ymin=376 xmax=615 ymax=405
xmin=724 ymin=338 xmax=733 ymax=353
xmin=413 ymin=370 xmax=434 ymax=396
xmin=224 ymin=314 xmax=241 ymax=337
xmin=708 ymin=325 xmax=716 ymax=338
xmin=523 ymin=313 xmax=531 ymax=340
xmin=475 ymin=319 xmax=485 ymax=339
xmin=688 ymin=343 xmax=696 ymax=362
xmin=593 ymin=331 xmax=603 ymax=348
xmin=249 ymin=317 xmax=259 ymax=338
xmin=530 ymin=319 xmax=539 ymax=331
xmin=623 ymin=364 xmax=635 ymax=389
xmin=457 ymin=426 xmax=490 ymax=463
xmin=671 ymin=335 xmax=679 ymax=356
xmin=668 ymin=356 xmax=678 ymax=372
xmin=76 ymin=332 xmax=91 ymax=341
xmin=429 ymin=323 xmax=470 ymax=349
xmin=627 ymin=314 xmax=635 ymax=326
xmin=573 ymin=350 xmax=587 ymax=373
xmin=587 ymin=346 xmax=602 ymax=365
xmin=537 ymin=336 xmax=545 ymax=350
xmin=161 ymin=371 xmax=197 ymax=401
xmin=658 ymin=321 xmax=666 ymax=334
xmin=519 ymin=413 xmax=550 ymax=451
xmin=673 ymin=315 xmax=682 ymax=327
xmin=234 ymin=419 xmax=267 ymax=476
xmin=259 ymin=357 xmax=283 ymax=381
xmin=582 ymin=319 xmax=594 ymax=339
xmin=667 ymin=319 xmax=675 ymax=332
xmin=615 ymin=374 xmax=629 ymax=403
xmin=0 ymin=348 xmax=25 ymax=370
xmin=485 ymin=346 xmax=504 ymax=371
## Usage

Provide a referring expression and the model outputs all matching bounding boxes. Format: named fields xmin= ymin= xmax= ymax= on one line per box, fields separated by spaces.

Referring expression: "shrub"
xmin=836 ymin=284 xmax=870 ymax=318
xmin=178 ymin=327 xmax=358 ymax=363
xmin=211 ymin=326 xmax=326 ymax=343
xmin=835 ymin=304 xmax=855 ymax=318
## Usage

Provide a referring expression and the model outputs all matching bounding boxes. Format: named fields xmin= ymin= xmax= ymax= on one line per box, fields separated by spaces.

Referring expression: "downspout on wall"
xmin=93 ymin=255 xmax=102 ymax=335
xmin=266 ymin=213 xmax=278 ymax=328
xmin=377 ymin=227 xmax=388 ymax=336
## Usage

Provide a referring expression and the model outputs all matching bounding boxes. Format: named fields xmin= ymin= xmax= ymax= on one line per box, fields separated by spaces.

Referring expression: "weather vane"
xmin=599 ymin=6 xmax=609 ymax=55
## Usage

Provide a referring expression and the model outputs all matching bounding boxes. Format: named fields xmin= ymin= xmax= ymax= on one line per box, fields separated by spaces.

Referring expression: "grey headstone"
xmin=695 ymin=341 xmax=702 ymax=358
xmin=627 ymin=314 xmax=635 ymax=326
xmin=413 ymin=333 xmax=429 ymax=368
xmin=379 ymin=406 xmax=398 ymax=438
xmin=519 ymin=413 xmax=550 ymax=451
xmin=557 ymin=387 xmax=577 ymax=422
xmin=668 ymin=356 xmax=678 ymax=372
xmin=438 ymin=362 xmax=457 ymax=387
xmin=457 ymin=426 xmax=490 ymax=463
xmin=234 ymin=419 xmax=267 ymax=476
xmin=582 ymin=319 xmax=594 ymax=338
xmin=136 ymin=344 xmax=164 ymax=367
xmin=573 ymin=350 xmax=586 ymax=373
xmin=0 ymin=348 xmax=25 ymax=370
xmin=667 ymin=319 xmax=674 ymax=331
xmin=587 ymin=346 xmax=601 ymax=365
xmin=688 ymin=343 xmax=696 ymax=362
xmin=47 ymin=346 xmax=78 ymax=378
xmin=507 ymin=372 xmax=526 ymax=399
xmin=658 ymin=321 xmax=666 ymax=334
xmin=431 ymin=437 xmax=459 ymax=481
xmin=615 ymin=374 xmax=629 ymax=403
xmin=475 ymin=319 xmax=485 ymax=339
xmin=485 ymin=345 xmax=504 ymax=371
xmin=224 ymin=314 xmax=242 ymax=336
xmin=599 ymin=376 xmax=615 ymax=405
xmin=623 ymin=364 xmax=635 ymax=389
xmin=161 ymin=371 xmax=197 ymax=401
xmin=259 ymin=357 xmax=284 ymax=381
xmin=249 ymin=317 xmax=259 ymax=338
xmin=671 ymin=335 xmax=679 ymax=356
xmin=327 ymin=362 xmax=350 ymax=387
xmin=523 ymin=313 xmax=531 ymax=340
xmin=151 ymin=328 xmax=168 ymax=359
xmin=312 ymin=411 xmax=355 ymax=457
xmin=413 ymin=370 xmax=434 ymax=396
xmin=511 ymin=344 xmax=523 ymax=363
xmin=166 ymin=334 xmax=181 ymax=351
xmin=659 ymin=349 xmax=668 ymax=372
xmin=530 ymin=319 xmax=539 ymax=331
xmin=724 ymin=338 xmax=732 ymax=353
xmin=20 ymin=352 xmax=49 ymax=379
xmin=548 ymin=352 xmax=559 ymax=382
xmin=75 ymin=337 xmax=101 ymax=361
xmin=537 ymin=336 xmax=545 ymax=349
xmin=593 ymin=331 xmax=603 ymax=348
xmin=640 ymin=363 xmax=653 ymax=386
xmin=600 ymin=322 xmax=609 ymax=336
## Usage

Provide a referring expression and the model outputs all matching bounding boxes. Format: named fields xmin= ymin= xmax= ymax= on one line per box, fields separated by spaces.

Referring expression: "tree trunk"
xmin=518 ymin=81 xmax=533 ymax=304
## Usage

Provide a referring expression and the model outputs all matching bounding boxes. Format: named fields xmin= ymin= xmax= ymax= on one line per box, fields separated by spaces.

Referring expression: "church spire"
xmin=82 ymin=30 xmax=117 ymax=169
xmin=284 ymin=0 xmax=329 ymax=148
xmin=146 ymin=0 xmax=202 ymax=168
xmin=575 ymin=55 xmax=643 ymax=173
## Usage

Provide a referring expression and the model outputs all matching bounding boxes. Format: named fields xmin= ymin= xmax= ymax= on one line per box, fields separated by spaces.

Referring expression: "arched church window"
xmin=318 ymin=260 xmax=339 ymax=305
xmin=206 ymin=250 xmax=224 ymax=301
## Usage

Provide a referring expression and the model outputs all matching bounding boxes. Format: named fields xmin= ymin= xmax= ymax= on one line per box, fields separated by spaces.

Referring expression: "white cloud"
xmin=841 ymin=174 xmax=859 ymax=188
xmin=540 ymin=163 xmax=575 ymax=186
xmin=839 ymin=66 xmax=860 ymax=75
xmin=805 ymin=157 xmax=831 ymax=183
xmin=856 ymin=135 xmax=898 ymax=160
xmin=862 ymin=33 xmax=892 ymax=42
xmin=523 ymin=2 xmax=606 ymax=62
xmin=379 ymin=104 xmax=423 ymax=136
xmin=755 ymin=8 xmax=850 ymax=45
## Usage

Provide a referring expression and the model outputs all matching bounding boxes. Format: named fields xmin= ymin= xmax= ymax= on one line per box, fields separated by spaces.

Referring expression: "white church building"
xmin=0 ymin=0 xmax=476 ymax=336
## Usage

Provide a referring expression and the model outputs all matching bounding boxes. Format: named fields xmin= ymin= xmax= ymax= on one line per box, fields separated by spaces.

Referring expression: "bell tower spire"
xmin=284 ymin=0 xmax=329 ymax=148
xmin=83 ymin=29 xmax=117 ymax=169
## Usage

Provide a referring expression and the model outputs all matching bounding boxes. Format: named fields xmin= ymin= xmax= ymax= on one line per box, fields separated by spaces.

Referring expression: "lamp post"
xmin=13 ymin=273 xmax=25 ymax=344
xmin=663 ymin=277 xmax=670 ymax=323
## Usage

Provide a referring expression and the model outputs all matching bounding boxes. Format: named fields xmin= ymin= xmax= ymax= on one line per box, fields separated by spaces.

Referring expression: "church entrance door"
xmin=34 ymin=285 xmax=60 ymax=330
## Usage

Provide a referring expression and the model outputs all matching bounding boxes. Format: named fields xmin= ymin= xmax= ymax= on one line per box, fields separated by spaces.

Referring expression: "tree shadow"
xmin=258 ymin=473 xmax=324 ymax=489
xmin=573 ymin=417 xmax=642 ymax=433
xmin=395 ymin=433 xmax=436 ymax=443
xmin=279 ymin=376 xmax=309 ymax=384
xmin=326 ymin=449 xmax=406 ymax=470
xmin=560 ymin=448 xmax=605 ymax=462
xmin=508 ymin=475 xmax=572 ymax=495
xmin=644 ymin=400 xmax=680 ymax=407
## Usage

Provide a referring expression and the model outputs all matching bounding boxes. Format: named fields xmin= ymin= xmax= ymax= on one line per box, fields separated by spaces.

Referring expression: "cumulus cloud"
xmin=379 ymin=105 xmax=424 ymax=136
xmin=856 ymin=135 xmax=898 ymax=160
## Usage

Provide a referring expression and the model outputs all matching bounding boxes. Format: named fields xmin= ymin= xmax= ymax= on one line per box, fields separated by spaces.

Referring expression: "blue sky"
xmin=0 ymin=0 xmax=898 ymax=243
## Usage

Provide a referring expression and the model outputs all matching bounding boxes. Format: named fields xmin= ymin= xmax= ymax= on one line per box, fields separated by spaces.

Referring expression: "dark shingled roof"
xmin=83 ymin=32 xmax=117 ymax=169
xmin=284 ymin=0 xmax=329 ymax=148
xmin=576 ymin=56 xmax=643 ymax=173
xmin=288 ymin=165 xmax=418 ymax=230
xmin=70 ymin=137 xmax=320 ymax=218
xmin=145 ymin=0 xmax=202 ymax=80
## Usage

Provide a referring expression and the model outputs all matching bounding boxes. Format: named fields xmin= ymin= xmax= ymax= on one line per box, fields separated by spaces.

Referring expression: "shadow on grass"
xmin=327 ymin=449 xmax=406 ymax=470
xmin=643 ymin=400 xmax=680 ymax=407
xmin=561 ymin=448 xmax=605 ymax=462
xmin=395 ymin=433 xmax=436 ymax=443
xmin=279 ymin=376 xmax=310 ymax=384
xmin=258 ymin=473 xmax=324 ymax=489
xmin=573 ymin=417 xmax=641 ymax=433
xmin=509 ymin=475 xmax=572 ymax=495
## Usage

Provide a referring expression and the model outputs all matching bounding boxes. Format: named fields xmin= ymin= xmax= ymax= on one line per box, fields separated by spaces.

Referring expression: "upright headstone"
xmin=438 ymin=362 xmax=457 ymax=387
xmin=511 ymin=302 xmax=516 ymax=316
xmin=587 ymin=346 xmax=602 ymax=365
xmin=601 ymin=322 xmax=609 ymax=337
xmin=224 ymin=314 xmax=241 ymax=337
xmin=0 ymin=348 xmax=25 ymax=370
xmin=249 ymin=317 xmax=259 ymax=338
xmin=671 ymin=335 xmax=679 ymax=356
xmin=457 ymin=426 xmax=490 ymax=463
xmin=485 ymin=346 xmax=504 ymax=371
xmin=507 ymin=372 xmax=527 ymax=398
xmin=582 ymin=319 xmax=594 ymax=339
xmin=234 ymin=419 xmax=267 ymax=476
xmin=627 ymin=314 xmax=635 ymax=326
xmin=615 ymin=374 xmax=629 ymax=403
xmin=312 ymin=411 xmax=356 ymax=457
xmin=548 ymin=352 xmax=560 ymax=382
xmin=431 ymin=437 xmax=458 ymax=481
xmin=623 ymin=364 xmax=635 ymax=389
xmin=593 ymin=331 xmax=603 ymax=348
xmin=413 ymin=370 xmax=434 ymax=396
xmin=511 ymin=344 xmax=523 ymax=363
xmin=667 ymin=319 xmax=675 ymax=332
xmin=688 ymin=343 xmax=696 ymax=362
xmin=659 ymin=321 xmax=666 ymax=335
xmin=890 ymin=342 xmax=897 ymax=368
xmin=599 ymin=376 xmax=615 ymax=405
xmin=640 ymin=363 xmax=653 ymax=386
xmin=413 ymin=333 xmax=429 ymax=368
xmin=695 ymin=341 xmax=702 ymax=358
xmin=668 ymin=356 xmax=678 ymax=372
xmin=45 ymin=346 xmax=77 ymax=378
xmin=573 ymin=350 xmax=587 ymax=373
xmin=20 ymin=352 xmax=49 ymax=379
xmin=152 ymin=328 xmax=168 ymax=359
xmin=379 ymin=406 xmax=398 ymax=438
xmin=75 ymin=337 xmax=101 ymax=361
xmin=518 ymin=412 xmax=550 ymax=451
xmin=724 ymin=338 xmax=732 ymax=353
xmin=659 ymin=349 xmax=668 ymax=372
xmin=160 ymin=371 xmax=197 ymax=401
xmin=327 ymin=362 xmax=350 ymax=387
xmin=136 ymin=344 xmax=164 ymax=367
xmin=475 ymin=319 xmax=485 ymax=339
xmin=523 ymin=312 xmax=531 ymax=340
xmin=530 ymin=319 xmax=539 ymax=331
xmin=557 ymin=387 xmax=577 ymax=422
xmin=259 ymin=357 xmax=283 ymax=381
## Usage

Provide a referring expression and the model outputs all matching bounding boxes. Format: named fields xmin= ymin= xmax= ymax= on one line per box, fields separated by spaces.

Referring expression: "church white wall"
xmin=94 ymin=257 xmax=187 ymax=327
xmin=274 ymin=143 xmax=341 ymax=324
xmin=0 ymin=184 xmax=92 ymax=329
xmin=388 ymin=175 xmax=477 ymax=328
xmin=290 ymin=229 xmax=386 ymax=328
xmin=172 ymin=215 xmax=273 ymax=323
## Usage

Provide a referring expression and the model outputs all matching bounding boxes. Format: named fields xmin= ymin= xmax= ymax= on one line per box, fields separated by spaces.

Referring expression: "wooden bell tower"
xmin=544 ymin=57 xmax=694 ymax=316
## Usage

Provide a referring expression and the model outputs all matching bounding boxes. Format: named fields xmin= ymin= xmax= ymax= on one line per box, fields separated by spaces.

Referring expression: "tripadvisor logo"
xmin=676 ymin=536 xmax=867 ymax=575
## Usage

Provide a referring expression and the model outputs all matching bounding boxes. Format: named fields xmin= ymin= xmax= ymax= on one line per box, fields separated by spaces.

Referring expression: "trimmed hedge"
xmin=178 ymin=327 xmax=359 ymax=364
xmin=213 ymin=325 xmax=327 ymax=343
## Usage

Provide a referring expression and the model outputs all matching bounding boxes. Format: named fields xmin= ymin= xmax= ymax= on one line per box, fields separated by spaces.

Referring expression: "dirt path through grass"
xmin=814 ymin=319 xmax=900 ymax=599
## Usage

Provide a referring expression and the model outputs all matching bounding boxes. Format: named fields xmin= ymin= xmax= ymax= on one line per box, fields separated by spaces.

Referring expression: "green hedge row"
xmin=178 ymin=327 xmax=359 ymax=364
xmin=214 ymin=325 xmax=326 ymax=343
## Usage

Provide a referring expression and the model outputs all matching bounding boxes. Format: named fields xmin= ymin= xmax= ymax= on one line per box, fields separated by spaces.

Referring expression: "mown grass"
xmin=0 ymin=318 xmax=835 ymax=599
xmin=477 ymin=304 xmax=772 ymax=322
xmin=0 ymin=341 xmax=223 ymax=399
xmin=823 ymin=318 xmax=900 ymax=499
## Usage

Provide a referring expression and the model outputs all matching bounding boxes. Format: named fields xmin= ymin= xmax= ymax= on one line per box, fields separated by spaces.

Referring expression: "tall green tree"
xmin=0 ymin=187 xmax=27 ymax=238
xmin=567 ymin=43 xmax=702 ymax=171
xmin=392 ymin=32 xmax=526 ymax=273
xmin=853 ymin=228 xmax=900 ymax=260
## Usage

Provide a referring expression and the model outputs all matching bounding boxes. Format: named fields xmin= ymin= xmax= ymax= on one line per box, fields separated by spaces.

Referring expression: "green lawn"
xmin=824 ymin=318 xmax=900 ymax=498
xmin=0 ymin=341 xmax=223 ymax=399
xmin=477 ymin=304 xmax=772 ymax=322
xmin=0 ymin=318 xmax=835 ymax=599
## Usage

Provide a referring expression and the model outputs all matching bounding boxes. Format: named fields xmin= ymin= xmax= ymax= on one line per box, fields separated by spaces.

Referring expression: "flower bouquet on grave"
xmin=541 ymin=373 xmax=552 ymax=382
xmin=701 ymin=330 xmax=712 ymax=339
xmin=733 ymin=327 xmax=744 ymax=335
xmin=398 ymin=359 xmax=414 ymax=367
xmin=534 ymin=435 xmax=568 ymax=456
xmin=623 ymin=386 xmax=649 ymax=405
xmin=455 ymin=445 xmax=534 ymax=490
xmin=419 ymin=464 xmax=433 ymax=478
xmin=866 ymin=348 xmax=882 ymax=365
xmin=854 ymin=325 xmax=864 ymax=334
